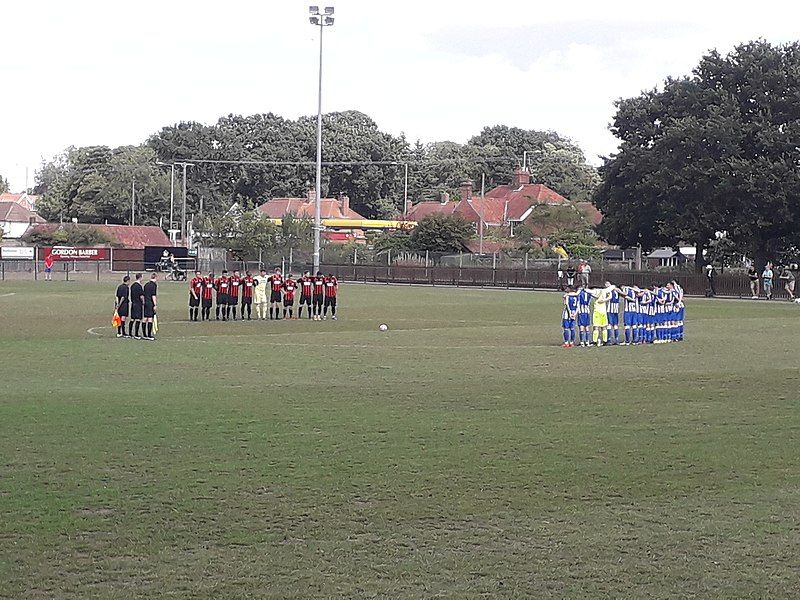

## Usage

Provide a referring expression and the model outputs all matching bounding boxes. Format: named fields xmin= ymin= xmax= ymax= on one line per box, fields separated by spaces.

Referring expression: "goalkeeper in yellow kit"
xmin=589 ymin=282 xmax=615 ymax=347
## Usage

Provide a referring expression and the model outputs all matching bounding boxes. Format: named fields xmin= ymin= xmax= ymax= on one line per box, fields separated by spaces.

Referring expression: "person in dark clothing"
xmin=129 ymin=273 xmax=145 ymax=339
xmin=747 ymin=265 xmax=759 ymax=298
xmin=115 ymin=276 xmax=130 ymax=338
xmin=565 ymin=265 xmax=577 ymax=289
xmin=705 ymin=264 xmax=716 ymax=297
xmin=142 ymin=273 xmax=158 ymax=340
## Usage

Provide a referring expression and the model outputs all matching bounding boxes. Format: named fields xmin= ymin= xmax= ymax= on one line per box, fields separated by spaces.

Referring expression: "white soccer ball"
xmin=379 ymin=323 xmax=389 ymax=331
xmin=795 ymin=298 xmax=800 ymax=304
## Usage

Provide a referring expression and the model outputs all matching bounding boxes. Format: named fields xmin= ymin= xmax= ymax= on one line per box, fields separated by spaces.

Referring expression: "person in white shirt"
xmin=762 ymin=263 xmax=774 ymax=300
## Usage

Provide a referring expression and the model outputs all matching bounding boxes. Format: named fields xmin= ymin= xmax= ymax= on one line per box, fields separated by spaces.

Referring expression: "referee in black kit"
xmin=129 ymin=273 xmax=145 ymax=339
xmin=143 ymin=273 xmax=158 ymax=341
xmin=115 ymin=275 xmax=130 ymax=338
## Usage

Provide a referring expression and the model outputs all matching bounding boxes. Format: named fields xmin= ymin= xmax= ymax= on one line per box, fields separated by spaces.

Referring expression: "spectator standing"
xmin=43 ymin=252 xmax=54 ymax=281
xmin=578 ymin=260 xmax=591 ymax=287
xmin=565 ymin=264 xmax=577 ymax=288
xmin=747 ymin=265 xmax=759 ymax=298
xmin=762 ymin=262 xmax=774 ymax=300
xmin=705 ymin=264 xmax=717 ymax=296
xmin=780 ymin=266 xmax=795 ymax=300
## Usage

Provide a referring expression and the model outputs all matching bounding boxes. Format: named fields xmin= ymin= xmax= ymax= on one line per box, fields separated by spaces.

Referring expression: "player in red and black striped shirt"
xmin=282 ymin=275 xmax=297 ymax=320
xmin=189 ymin=271 xmax=203 ymax=321
xmin=312 ymin=271 xmax=325 ymax=321
xmin=297 ymin=271 xmax=314 ymax=319
xmin=323 ymin=274 xmax=338 ymax=320
xmin=241 ymin=271 xmax=255 ymax=320
xmin=215 ymin=270 xmax=230 ymax=320
xmin=228 ymin=270 xmax=241 ymax=320
xmin=267 ymin=268 xmax=283 ymax=320
xmin=201 ymin=272 xmax=215 ymax=321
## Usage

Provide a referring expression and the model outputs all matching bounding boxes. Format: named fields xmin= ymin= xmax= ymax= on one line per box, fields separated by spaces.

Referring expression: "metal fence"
xmin=317 ymin=263 xmax=797 ymax=300
xmin=1 ymin=257 xmax=794 ymax=301
xmin=0 ymin=259 xmax=197 ymax=282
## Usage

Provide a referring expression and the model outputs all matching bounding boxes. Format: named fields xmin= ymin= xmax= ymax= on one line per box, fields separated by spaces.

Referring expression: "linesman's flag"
xmin=553 ymin=245 xmax=569 ymax=260
xmin=111 ymin=311 xmax=122 ymax=328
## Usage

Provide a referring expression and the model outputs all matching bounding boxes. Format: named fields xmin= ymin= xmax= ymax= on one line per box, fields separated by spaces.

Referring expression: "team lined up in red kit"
xmin=188 ymin=268 xmax=338 ymax=322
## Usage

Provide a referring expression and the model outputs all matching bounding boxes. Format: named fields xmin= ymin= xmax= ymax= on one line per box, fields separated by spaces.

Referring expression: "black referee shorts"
xmin=131 ymin=303 xmax=143 ymax=320
xmin=143 ymin=302 xmax=156 ymax=319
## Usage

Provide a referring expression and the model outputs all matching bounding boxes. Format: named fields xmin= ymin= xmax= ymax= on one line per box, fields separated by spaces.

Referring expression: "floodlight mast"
xmin=309 ymin=5 xmax=334 ymax=273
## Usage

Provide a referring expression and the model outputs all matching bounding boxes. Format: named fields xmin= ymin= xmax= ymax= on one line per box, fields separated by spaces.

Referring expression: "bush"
xmin=409 ymin=214 xmax=474 ymax=252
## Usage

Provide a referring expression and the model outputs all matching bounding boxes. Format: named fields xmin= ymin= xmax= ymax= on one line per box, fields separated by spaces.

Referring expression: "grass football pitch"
xmin=1 ymin=281 xmax=799 ymax=598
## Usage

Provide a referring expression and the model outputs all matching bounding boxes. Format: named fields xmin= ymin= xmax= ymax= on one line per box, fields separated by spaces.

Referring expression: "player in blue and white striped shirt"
xmin=671 ymin=280 xmax=685 ymax=341
xmin=620 ymin=285 xmax=639 ymax=345
xmin=607 ymin=286 xmax=621 ymax=345
xmin=577 ymin=286 xmax=593 ymax=347
xmin=637 ymin=287 xmax=654 ymax=344
xmin=561 ymin=286 xmax=579 ymax=347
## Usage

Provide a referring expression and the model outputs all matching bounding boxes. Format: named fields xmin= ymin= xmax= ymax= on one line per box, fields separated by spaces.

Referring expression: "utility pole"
xmin=175 ymin=162 xmax=194 ymax=247
xmin=156 ymin=162 xmax=177 ymax=244
xmin=131 ymin=178 xmax=135 ymax=226
xmin=403 ymin=163 xmax=409 ymax=218
xmin=479 ymin=173 xmax=486 ymax=255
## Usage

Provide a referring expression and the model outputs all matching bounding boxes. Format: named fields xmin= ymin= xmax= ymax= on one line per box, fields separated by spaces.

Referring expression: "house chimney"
xmin=512 ymin=167 xmax=531 ymax=187
xmin=440 ymin=191 xmax=450 ymax=205
xmin=404 ymin=198 xmax=413 ymax=216
xmin=339 ymin=193 xmax=350 ymax=213
xmin=460 ymin=180 xmax=473 ymax=202
xmin=307 ymin=188 xmax=316 ymax=203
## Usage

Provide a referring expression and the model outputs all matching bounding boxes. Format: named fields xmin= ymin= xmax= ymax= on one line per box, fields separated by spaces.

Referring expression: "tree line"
xmin=32 ymin=115 xmax=599 ymax=226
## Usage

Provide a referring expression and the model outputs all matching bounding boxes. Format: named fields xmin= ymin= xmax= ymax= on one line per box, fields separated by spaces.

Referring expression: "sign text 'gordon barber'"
xmin=43 ymin=247 xmax=109 ymax=261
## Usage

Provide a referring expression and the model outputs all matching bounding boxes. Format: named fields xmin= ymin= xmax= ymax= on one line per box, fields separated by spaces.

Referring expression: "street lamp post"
xmin=309 ymin=5 xmax=335 ymax=273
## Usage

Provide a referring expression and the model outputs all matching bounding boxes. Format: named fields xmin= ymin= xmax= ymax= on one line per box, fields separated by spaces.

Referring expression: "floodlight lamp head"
xmin=309 ymin=16 xmax=320 ymax=25
xmin=324 ymin=16 xmax=334 ymax=25
xmin=324 ymin=6 xmax=334 ymax=14
xmin=309 ymin=5 xmax=320 ymax=14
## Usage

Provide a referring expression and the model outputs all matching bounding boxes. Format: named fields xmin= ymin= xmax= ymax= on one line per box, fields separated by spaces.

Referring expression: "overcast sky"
xmin=2 ymin=0 xmax=799 ymax=191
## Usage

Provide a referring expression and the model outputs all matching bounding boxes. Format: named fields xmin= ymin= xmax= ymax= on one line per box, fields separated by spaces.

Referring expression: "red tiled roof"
xmin=485 ymin=183 xmax=569 ymax=221
xmin=575 ymin=202 xmax=603 ymax=226
xmin=0 ymin=193 xmax=38 ymax=211
xmin=0 ymin=202 xmax=45 ymax=223
xmin=27 ymin=224 xmax=170 ymax=249
xmin=454 ymin=198 xmax=507 ymax=225
xmin=404 ymin=201 xmax=457 ymax=221
xmin=257 ymin=198 xmax=365 ymax=220
xmin=408 ymin=183 xmax=571 ymax=227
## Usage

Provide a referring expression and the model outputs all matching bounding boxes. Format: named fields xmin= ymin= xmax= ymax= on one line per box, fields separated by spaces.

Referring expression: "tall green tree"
xmin=34 ymin=146 xmax=170 ymax=225
xmin=595 ymin=41 xmax=800 ymax=269
xmin=467 ymin=125 xmax=600 ymax=201
xmin=0 ymin=174 xmax=9 ymax=194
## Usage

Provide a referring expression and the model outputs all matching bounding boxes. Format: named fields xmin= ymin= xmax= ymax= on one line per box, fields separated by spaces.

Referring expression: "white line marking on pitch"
xmin=0 ymin=292 xmax=16 ymax=298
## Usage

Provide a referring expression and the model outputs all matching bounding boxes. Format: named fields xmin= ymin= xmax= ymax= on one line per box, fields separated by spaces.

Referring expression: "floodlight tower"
xmin=309 ymin=5 xmax=335 ymax=272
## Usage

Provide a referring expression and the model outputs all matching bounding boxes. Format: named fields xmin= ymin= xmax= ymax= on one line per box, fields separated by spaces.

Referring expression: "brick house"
xmin=405 ymin=169 xmax=601 ymax=237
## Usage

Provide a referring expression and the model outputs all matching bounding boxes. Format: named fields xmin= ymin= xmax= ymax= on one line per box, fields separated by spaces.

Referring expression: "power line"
xmin=174 ymin=157 xmax=523 ymax=167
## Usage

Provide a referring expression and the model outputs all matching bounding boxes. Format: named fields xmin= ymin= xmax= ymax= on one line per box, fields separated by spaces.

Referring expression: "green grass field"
xmin=1 ymin=281 xmax=799 ymax=598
